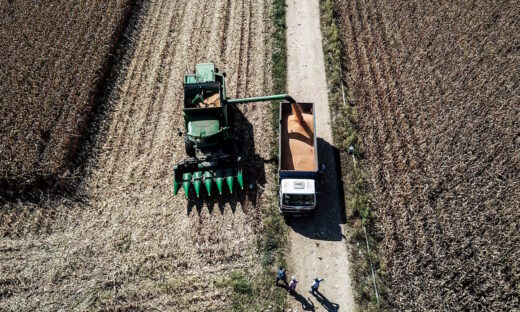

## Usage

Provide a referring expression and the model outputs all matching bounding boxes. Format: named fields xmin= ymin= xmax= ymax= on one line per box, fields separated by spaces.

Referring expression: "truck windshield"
xmin=283 ymin=194 xmax=314 ymax=206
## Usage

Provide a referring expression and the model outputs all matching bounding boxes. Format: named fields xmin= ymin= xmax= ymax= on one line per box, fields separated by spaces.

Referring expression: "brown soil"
xmin=281 ymin=111 xmax=315 ymax=171
xmin=0 ymin=0 xmax=277 ymax=310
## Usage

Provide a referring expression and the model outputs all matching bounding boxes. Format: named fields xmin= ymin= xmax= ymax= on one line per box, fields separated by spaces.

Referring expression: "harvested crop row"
xmin=337 ymin=0 xmax=520 ymax=310
xmin=0 ymin=0 xmax=134 ymax=192
xmin=1 ymin=0 xmax=277 ymax=310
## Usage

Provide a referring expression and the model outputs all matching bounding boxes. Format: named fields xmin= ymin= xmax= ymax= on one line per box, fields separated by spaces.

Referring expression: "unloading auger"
xmin=173 ymin=63 xmax=297 ymax=198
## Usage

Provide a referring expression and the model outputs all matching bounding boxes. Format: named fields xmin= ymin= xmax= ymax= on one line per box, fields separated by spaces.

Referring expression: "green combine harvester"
xmin=173 ymin=63 xmax=296 ymax=198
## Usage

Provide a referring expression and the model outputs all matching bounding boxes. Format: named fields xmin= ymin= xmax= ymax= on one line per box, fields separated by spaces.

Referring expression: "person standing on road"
xmin=276 ymin=267 xmax=288 ymax=286
xmin=289 ymin=276 xmax=298 ymax=293
xmin=309 ymin=277 xmax=324 ymax=294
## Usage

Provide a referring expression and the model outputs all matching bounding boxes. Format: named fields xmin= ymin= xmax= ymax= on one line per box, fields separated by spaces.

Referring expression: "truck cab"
xmin=280 ymin=179 xmax=316 ymax=213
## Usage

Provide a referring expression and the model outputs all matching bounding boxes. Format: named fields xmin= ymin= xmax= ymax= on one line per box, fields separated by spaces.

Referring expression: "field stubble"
xmin=0 ymin=0 xmax=279 ymax=310
xmin=337 ymin=0 xmax=520 ymax=310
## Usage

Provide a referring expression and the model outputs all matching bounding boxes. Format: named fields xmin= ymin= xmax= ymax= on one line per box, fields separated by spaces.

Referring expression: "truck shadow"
xmin=186 ymin=104 xmax=272 ymax=215
xmin=286 ymin=138 xmax=347 ymax=241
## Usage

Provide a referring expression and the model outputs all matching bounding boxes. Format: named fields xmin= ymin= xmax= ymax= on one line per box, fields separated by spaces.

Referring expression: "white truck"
xmin=278 ymin=101 xmax=318 ymax=215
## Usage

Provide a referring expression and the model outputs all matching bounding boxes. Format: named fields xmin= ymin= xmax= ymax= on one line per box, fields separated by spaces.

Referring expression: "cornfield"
xmin=0 ymin=0 xmax=280 ymax=310
xmin=0 ymin=0 xmax=134 ymax=193
xmin=337 ymin=0 xmax=520 ymax=310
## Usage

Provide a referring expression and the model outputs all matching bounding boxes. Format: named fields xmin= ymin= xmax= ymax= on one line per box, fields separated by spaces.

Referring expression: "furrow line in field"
xmin=359 ymin=0 xmax=416 ymax=222
xmin=365 ymin=0 xmax=431 ymax=260
xmin=191 ymin=1 xmax=214 ymax=65
xmin=161 ymin=0 xmax=209 ymax=154
xmin=101 ymin=0 xmax=158 ymax=158
xmin=104 ymin=0 xmax=163 ymax=180
xmin=338 ymin=0 xmax=383 ymax=207
xmin=110 ymin=0 xmax=173 ymax=178
xmin=151 ymin=0 xmax=199 ymax=168
xmin=202 ymin=0 xmax=226 ymax=62
xmin=188 ymin=0 xmax=210 ymax=67
xmin=219 ymin=0 xmax=232 ymax=64
xmin=137 ymin=1 xmax=185 ymax=174
xmin=372 ymin=0 xmax=444 ymax=266
xmin=221 ymin=0 xmax=243 ymax=97
xmin=124 ymin=0 xmax=182 ymax=178
xmin=154 ymin=0 xmax=214 ymax=170
xmin=262 ymin=0 xmax=271 ymax=94
xmin=138 ymin=1 xmax=188 ymax=177
xmin=356 ymin=0 xmax=405 ymax=207
xmin=371 ymin=0 xmax=426 ymax=184
xmin=234 ymin=0 xmax=247 ymax=98
xmin=243 ymin=0 xmax=253 ymax=97
xmin=361 ymin=0 xmax=426 ymax=280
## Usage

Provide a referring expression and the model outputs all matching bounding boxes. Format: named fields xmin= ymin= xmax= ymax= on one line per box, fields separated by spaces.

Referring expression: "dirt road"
xmin=285 ymin=0 xmax=355 ymax=310
xmin=1 ymin=1 xmax=277 ymax=310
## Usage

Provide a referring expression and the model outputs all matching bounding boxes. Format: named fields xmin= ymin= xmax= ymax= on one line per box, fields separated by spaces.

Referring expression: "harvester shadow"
xmin=186 ymin=105 xmax=271 ymax=215
xmin=286 ymin=138 xmax=347 ymax=241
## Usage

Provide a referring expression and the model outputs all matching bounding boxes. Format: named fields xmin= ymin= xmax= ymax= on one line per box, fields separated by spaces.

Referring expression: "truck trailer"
xmin=278 ymin=102 xmax=318 ymax=215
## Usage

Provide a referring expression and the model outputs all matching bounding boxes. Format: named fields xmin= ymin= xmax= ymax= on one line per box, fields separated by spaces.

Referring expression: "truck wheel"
xmin=185 ymin=141 xmax=195 ymax=157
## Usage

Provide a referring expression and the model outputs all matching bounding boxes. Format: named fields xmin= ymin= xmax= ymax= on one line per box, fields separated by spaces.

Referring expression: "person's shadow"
xmin=311 ymin=291 xmax=340 ymax=312
xmin=290 ymin=291 xmax=315 ymax=311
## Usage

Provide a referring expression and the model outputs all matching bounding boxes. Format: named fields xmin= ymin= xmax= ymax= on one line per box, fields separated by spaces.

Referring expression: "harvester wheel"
xmin=185 ymin=141 xmax=196 ymax=157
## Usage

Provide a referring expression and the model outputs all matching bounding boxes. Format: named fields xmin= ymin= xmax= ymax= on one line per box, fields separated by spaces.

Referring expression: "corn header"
xmin=174 ymin=63 xmax=296 ymax=197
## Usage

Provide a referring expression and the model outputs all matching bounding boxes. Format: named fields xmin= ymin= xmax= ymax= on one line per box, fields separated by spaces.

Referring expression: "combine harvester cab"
xmin=173 ymin=63 xmax=244 ymax=198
